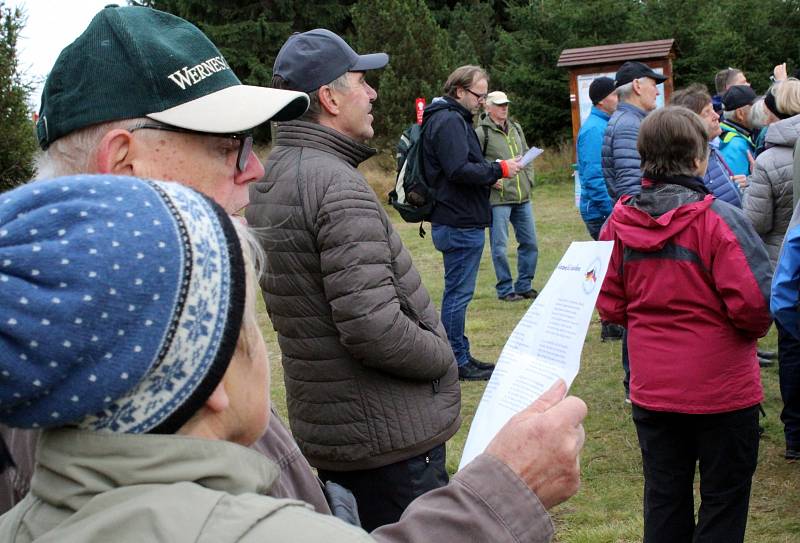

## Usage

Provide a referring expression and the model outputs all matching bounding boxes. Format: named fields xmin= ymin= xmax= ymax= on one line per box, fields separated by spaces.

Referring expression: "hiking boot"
xmin=458 ymin=359 xmax=494 ymax=381
xmin=518 ymin=289 xmax=538 ymax=300
xmin=786 ymin=448 xmax=800 ymax=461
xmin=601 ymin=322 xmax=624 ymax=342
xmin=469 ymin=355 xmax=495 ymax=370
xmin=499 ymin=293 xmax=524 ymax=302
xmin=757 ymin=349 xmax=777 ymax=360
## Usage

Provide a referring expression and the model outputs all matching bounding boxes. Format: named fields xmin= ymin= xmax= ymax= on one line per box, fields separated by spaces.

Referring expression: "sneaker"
xmin=517 ymin=289 xmax=538 ymax=299
xmin=757 ymin=349 xmax=777 ymax=360
xmin=469 ymin=355 xmax=495 ymax=370
xmin=458 ymin=360 xmax=494 ymax=381
xmin=601 ymin=322 xmax=624 ymax=342
xmin=758 ymin=356 xmax=775 ymax=368
xmin=624 ymin=390 xmax=631 ymax=405
xmin=786 ymin=448 xmax=800 ymax=461
xmin=499 ymin=293 xmax=524 ymax=302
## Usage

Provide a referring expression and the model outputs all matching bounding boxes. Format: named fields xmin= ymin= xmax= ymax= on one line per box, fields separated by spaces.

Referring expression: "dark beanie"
xmin=590 ymin=77 xmax=616 ymax=105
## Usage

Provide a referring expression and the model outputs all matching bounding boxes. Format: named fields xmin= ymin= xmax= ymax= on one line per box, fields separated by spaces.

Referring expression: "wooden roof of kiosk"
xmin=557 ymin=39 xmax=676 ymax=147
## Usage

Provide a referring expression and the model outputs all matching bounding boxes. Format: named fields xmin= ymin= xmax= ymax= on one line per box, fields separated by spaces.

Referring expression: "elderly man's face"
xmin=458 ymin=76 xmax=488 ymax=114
xmin=128 ymin=129 xmax=265 ymax=215
xmin=699 ymin=102 xmax=722 ymax=139
xmin=330 ymin=71 xmax=378 ymax=143
xmin=487 ymin=102 xmax=509 ymax=125
xmin=636 ymin=77 xmax=660 ymax=111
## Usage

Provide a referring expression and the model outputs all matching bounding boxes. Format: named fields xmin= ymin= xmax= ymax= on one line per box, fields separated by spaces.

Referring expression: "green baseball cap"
xmin=37 ymin=5 xmax=309 ymax=149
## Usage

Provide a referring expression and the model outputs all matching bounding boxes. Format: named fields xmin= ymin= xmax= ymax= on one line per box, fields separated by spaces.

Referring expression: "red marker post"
xmin=415 ymin=98 xmax=426 ymax=125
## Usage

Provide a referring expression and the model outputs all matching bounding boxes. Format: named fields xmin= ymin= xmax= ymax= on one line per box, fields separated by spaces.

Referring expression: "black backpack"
xmin=388 ymin=119 xmax=436 ymax=231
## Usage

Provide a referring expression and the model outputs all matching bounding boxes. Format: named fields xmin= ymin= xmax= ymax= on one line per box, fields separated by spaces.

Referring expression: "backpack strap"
xmin=481 ymin=125 xmax=489 ymax=155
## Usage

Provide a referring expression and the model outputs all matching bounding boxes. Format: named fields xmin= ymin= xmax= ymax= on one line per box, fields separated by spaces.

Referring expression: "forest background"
xmin=4 ymin=0 xmax=800 ymax=188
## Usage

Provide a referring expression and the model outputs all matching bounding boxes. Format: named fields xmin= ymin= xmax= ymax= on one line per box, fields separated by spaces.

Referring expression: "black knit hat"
xmin=589 ymin=77 xmax=616 ymax=105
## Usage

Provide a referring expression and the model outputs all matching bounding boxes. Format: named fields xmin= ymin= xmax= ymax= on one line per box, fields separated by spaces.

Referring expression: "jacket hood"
xmin=610 ymin=185 xmax=713 ymax=251
xmin=765 ymin=114 xmax=800 ymax=148
xmin=423 ymin=96 xmax=470 ymax=122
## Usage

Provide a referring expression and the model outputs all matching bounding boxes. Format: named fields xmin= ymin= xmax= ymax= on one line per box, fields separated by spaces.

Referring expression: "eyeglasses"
xmin=465 ymin=88 xmax=488 ymax=101
xmin=129 ymin=123 xmax=254 ymax=172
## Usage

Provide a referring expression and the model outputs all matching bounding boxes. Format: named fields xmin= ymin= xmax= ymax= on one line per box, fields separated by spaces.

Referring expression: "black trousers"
xmin=632 ymin=404 xmax=760 ymax=543
xmin=317 ymin=443 xmax=449 ymax=531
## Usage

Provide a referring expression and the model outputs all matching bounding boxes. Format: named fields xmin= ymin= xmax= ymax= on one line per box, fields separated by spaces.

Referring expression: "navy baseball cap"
xmin=723 ymin=85 xmax=757 ymax=111
xmin=273 ymin=29 xmax=388 ymax=93
xmin=614 ymin=61 xmax=668 ymax=88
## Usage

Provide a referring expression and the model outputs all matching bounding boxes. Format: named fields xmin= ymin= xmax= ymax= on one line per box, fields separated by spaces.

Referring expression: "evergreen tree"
xmin=0 ymin=2 xmax=36 ymax=192
xmin=351 ymin=0 xmax=451 ymax=146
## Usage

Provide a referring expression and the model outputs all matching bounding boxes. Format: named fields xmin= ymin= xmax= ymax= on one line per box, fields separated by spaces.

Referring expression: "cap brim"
xmin=352 ymin=52 xmax=389 ymax=72
xmin=147 ymin=85 xmax=310 ymax=133
xmin=490 ymin=99 xmax=510 ymax=105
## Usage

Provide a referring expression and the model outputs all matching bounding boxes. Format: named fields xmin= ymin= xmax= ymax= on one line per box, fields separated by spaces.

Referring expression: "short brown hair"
xmin=443 ymin=65 xmax=488 ymax=98
xmin=714 ymin=67 xmax=742 ymax=94
xmin=669 ymin=84 xmax=711 ymax=115
xmin=638 ymin=106 xmax=709 ymax=178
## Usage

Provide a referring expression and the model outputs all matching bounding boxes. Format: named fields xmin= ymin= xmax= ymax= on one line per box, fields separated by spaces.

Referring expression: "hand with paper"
xmin=486 ymin=380 xmax=587 ymax=509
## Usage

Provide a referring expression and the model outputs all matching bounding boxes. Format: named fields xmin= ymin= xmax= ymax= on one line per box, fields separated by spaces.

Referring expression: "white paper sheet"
xmin=458 ymin=241 xmax=614 ymax=470
xmin=518 ymin=146 xmax=544 ymax=168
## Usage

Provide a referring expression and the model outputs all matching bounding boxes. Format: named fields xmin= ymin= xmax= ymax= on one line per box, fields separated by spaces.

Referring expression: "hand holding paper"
xmin=519 ymin=146 xmax=544 ymax=168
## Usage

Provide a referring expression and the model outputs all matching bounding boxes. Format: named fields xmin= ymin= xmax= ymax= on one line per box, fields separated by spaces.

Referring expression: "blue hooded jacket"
xmin=421 ymin=96 xmax=502 ymax=228
xmin=772 ymin=204 xmax=800 ymax=338
xmin=577 ymin=106 xmax=614 ymax=222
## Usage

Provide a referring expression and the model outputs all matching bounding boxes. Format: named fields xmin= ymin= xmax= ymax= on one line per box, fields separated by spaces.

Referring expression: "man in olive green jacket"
xmin=477 ymin=91 xmax=539 ymax=302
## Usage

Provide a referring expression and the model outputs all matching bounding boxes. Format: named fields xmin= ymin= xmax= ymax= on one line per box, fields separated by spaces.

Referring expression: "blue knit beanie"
xmin=0 ymin=175 xmax=244 ymax=434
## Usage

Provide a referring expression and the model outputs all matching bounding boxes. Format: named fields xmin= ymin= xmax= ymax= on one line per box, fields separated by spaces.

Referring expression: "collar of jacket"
xmin=441 ymin=95 xmax=474 ymax=122
xmin=590 ymin=106 xmax=611 ymax=121
xmin=617 ymin=101 xmax=648 ymax=118
xmin=274 ymin=120 xmax=376 ymax=168
xmin=31 ymin=428 xmax=281 ymax=512
xmin=720 ymin=120 xmax=751 ymax=138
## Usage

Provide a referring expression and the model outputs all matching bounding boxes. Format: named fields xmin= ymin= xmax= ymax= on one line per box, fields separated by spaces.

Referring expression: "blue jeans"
xmin=489 ymin=203 xmax=538 ymax=298
xmin=431 ymin=224 xmax=485 ymax=367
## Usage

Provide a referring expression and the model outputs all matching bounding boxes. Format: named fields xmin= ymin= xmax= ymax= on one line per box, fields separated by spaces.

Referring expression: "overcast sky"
xmin=10 ymin=0 xmax=113 ymax=111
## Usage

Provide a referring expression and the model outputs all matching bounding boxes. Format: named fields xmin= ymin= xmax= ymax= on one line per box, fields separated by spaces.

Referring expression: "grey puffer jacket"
xmin=742 ymin=114 xmax=800 ymax=266
xmin=246 ymin=121 xmax=460 ymax=471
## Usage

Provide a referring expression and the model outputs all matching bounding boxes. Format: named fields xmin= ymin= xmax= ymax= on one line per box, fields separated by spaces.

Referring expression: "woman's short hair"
xmin=669 ymin=84 xmax=711 ymax=115
xmin=638 ymin=106 xmax=709 ymax=179
xmin=749 ymin=97 xmax=771 ymax=129
xmin=443 ymin=65 xmax=488 ymax=98
xmin=774 ymin=78 xmax=800 ymax=117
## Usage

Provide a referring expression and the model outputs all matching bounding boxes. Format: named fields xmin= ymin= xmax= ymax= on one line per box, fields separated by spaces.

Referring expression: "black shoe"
xmin=518 ymin=289 xmax=538 ymax=300
xmin=469 ymin=355 xmax=495 ymax=370
xmin=758 ymin=356 xmax=775 ymax=368
xmin=458 ymin=360 xmax=494 ymax=381
xmin=786 ymin=448 xmax=800 ymax=461
xmin=601 ymin=322 xmax=624 ymax=342
xmin=499 ymin=293 xmax=524 ymax=302
xmin=757 ymin=349 xmax=777 ymax=360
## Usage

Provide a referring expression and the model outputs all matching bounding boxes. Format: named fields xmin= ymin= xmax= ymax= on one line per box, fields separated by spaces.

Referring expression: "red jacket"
xmin=598 ymin=180 xmax=772 ymax=414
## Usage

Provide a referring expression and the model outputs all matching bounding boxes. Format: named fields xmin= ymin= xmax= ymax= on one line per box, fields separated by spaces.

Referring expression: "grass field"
xmin=257 ymin=154 xmax=800 ymax=542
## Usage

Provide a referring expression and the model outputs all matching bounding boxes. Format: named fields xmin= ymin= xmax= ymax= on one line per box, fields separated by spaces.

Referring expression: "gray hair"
xmin=722 ymin=109 xmax=738 ymax=122
xmin=35 ymin=118 xmax=149 ymax=179
xmin=615 ymin=81 xmax=634 ymax=101
xmin=749 ymin=98 xmax=770 ymax=129
xmin=271 ymin=72 xmax=351 ymax=123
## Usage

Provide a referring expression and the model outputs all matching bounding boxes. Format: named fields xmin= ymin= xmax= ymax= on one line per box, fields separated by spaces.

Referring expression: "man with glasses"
xmin=0 ymin=4 xmax=332 ymax=515
xmin=421 ymin=65 xmax=523 ymax=381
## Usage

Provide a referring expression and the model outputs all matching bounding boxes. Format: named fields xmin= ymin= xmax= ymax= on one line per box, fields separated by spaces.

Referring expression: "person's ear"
xmin=318 ymin=85 xmax=340 ymax=116
xmin=204 ymin=380 xmax=230 ymax=413
xmin=92 ymin=129 xmax=136 ymax=175
xmin=632 ymin=79 xmax=642 ymax=95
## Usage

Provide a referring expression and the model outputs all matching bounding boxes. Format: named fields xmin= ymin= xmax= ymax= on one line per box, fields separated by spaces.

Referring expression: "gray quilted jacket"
xmin=246 ymin=121 xmax=461 ymax=471
xmin=742 ymin=114 xmax=800 ymax=266
xmin=601 ymin=102 xmax=648 ymax=202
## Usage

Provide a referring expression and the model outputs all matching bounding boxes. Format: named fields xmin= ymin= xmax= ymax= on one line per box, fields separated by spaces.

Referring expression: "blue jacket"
xmin=577 ymin=106 xmax=614 ymax=222
xmin=602 ymin=102 xmax=648 ymax=201
xmin=719 ymin=121 xmax=755 ymax=176
xmin=422 ymin=96 xmax=502 ymax=228
xmin=771 ymin=204 xmax=800 ymax=339
xmin=704 ymin=143 xmax=742 ymax=207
